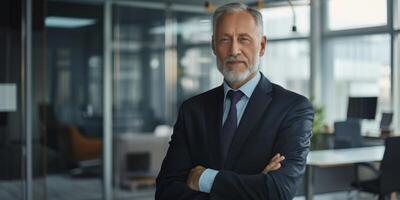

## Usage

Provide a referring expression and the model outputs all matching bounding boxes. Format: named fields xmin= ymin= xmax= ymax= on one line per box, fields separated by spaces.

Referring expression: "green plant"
xmin=310 ymin=98 xmax=325 ymax=134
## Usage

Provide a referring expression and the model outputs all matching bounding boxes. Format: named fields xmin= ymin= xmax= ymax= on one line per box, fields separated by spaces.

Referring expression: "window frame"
xmin=321 ymin=0 xmax=400 ymax=133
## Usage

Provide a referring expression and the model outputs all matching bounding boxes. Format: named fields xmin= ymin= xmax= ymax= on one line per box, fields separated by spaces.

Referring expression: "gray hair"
xmin=212 ymin=2 xmax=264 ymax=38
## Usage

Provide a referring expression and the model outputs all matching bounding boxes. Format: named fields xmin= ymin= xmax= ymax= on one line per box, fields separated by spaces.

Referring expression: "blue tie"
xmin=221 ymin=90 xmax=244 ymax=162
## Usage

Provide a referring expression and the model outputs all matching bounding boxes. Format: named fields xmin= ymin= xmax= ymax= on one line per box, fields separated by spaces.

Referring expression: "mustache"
xmin=224 ymin=56 xmax=244 ymax=63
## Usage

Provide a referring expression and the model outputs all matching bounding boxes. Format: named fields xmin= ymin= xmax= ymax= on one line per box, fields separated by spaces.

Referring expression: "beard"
xmin=217 ymin=55 xmax=260 ymax=85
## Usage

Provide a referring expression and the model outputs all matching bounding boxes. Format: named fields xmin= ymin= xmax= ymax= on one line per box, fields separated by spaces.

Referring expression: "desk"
xmin=305 ymin=146 xmax=384 ymax=200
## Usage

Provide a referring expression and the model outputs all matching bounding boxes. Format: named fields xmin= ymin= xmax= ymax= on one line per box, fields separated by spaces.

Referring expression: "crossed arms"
xmin=156 ymin=97 xmax=314 ymax=200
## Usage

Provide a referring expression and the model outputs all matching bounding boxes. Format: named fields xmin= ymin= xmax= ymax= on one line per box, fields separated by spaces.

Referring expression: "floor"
xmin=294 ymin=191 xmax=378 ymax=200
xmin=0 ymin=175 xmax=397 ymax=200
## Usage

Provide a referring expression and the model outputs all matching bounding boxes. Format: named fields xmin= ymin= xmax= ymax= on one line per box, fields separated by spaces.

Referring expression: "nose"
xmin=230 ymin=40 xmax=241 ymax=56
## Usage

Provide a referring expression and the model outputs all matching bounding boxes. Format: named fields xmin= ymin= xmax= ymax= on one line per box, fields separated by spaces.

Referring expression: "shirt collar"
xmin=223 ymin=71 xmax=261 ymax=99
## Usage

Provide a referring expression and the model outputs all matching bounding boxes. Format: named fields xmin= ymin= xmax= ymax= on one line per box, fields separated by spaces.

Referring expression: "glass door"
xmin=42 ymin=1 xmax=104 ymax=199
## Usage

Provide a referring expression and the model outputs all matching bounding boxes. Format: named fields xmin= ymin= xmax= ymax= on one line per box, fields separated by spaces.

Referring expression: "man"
xmin=156 ymin=2 xmax=314 ymax=200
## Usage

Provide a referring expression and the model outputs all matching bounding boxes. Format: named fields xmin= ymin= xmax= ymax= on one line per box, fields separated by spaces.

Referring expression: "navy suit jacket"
xmin=156 ymin=74 xmax=314 ymax=200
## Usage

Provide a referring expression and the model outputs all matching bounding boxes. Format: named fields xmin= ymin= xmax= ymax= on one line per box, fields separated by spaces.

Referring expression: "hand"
xmin=262 ymin=153 xmax=285 ymax=174
xmin=186 ymin=165 xmax=206 ymax=191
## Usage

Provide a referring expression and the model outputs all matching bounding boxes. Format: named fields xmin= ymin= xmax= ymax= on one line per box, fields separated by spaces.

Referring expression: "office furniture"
xmin=39 ymin=103 xmax=102 ymax=175
xmin=305 ymin=146 xmax=385 ymax=200
xmin=380 ymin=113 xmax=393 ymax=131
xmin=351 ymin=137 xmax=400 ymax=200
xmin=113 ymin=133 xmax=170 ymax=190
xmin=334 ymin=120 xmax=363 ymax=149
xmin=380 ymin=112 xmax=394 ymax=137
xmin=67 ymin=126 xmax=102 ymax=166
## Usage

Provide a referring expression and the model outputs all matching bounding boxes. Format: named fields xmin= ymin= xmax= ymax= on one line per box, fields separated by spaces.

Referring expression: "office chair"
xmin=351 ymin=136 xmax=400 ymax=200
xmin=334 ymin=120 xmax=381 ymax=198
xmin=39 ymin=103 xmax=102 ymax=176
xmin=333 ymin=120 xmax=363 ymax=149
xmin=380 ymin=112 xmax=393 ymax=138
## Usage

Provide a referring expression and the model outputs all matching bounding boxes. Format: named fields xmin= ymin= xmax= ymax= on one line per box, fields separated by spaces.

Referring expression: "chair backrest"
xmin=380 ymin=136 xmax=400 ymax=194
xmin=379 ymin=112 xmax=393 ymax=131
xmin=334 ymin=120 xmax=363 ymax=149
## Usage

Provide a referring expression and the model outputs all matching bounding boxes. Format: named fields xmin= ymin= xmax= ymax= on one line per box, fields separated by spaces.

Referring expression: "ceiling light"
xmin=45 ymin=16 xmax=96 ymax=28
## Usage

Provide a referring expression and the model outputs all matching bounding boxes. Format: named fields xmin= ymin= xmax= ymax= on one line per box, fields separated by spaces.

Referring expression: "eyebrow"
xmin=219 ymin=33 xmax=253 ymax=38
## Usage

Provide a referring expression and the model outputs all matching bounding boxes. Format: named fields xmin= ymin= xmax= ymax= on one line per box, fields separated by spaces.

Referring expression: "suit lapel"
xmin=224 ymin=75 xmax=273 ymax=169
xmin=206 ymin=85 xmax=224 ymax=168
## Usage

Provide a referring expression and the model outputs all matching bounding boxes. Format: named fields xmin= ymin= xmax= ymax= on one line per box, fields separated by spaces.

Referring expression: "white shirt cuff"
xmin=198 ymin=168 xmax=219 ymax=193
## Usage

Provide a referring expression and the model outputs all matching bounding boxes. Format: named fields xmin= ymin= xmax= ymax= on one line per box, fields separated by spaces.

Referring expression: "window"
xmin=178 ymin=14 xmax=212 ymax=45
xmin=260 ymin=3 xmax=310 ymax=97
xmin=324 ymin=35 xmax=391 ymax=132
xmin=262 ymin=4 xmax=310 ymax=39
xmin=176 ymin=12 xmax=220 ymax=107
xmin=261 ymin=40 xmax=310 ymax=96
xmin=394 ymin=34 xmax=400 ymax=131
xmin=112 ymin=5 xmax=166 ymax=133
xmin=395 ymin=0 xmax=400 ymax=30
xmin=327 ymin=0 xmax=387 ymax=30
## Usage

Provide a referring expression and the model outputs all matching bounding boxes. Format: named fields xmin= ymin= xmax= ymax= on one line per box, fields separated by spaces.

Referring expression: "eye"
xmin=219 ymin=37 xmax=230 ymax=43
xmin=239 ymin=37 xmax=251 ymax=43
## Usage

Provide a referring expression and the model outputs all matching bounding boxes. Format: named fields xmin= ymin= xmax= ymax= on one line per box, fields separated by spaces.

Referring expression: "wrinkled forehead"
xmin=214 ymin=11 xmax=262 ymax=39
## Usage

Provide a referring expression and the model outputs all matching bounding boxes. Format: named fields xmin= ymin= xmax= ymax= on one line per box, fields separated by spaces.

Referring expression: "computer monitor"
xmin=347 ymin=97 xmax=378 ymax=120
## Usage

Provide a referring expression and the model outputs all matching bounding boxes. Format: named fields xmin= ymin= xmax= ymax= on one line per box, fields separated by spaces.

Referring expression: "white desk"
xmin=305 ymin=146 xmax=385 ymax=200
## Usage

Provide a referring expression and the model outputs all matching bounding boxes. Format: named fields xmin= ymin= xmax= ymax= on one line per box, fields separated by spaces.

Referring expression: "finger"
xmin=269 ymin=162 xmax=282 ymax=170
xmin=270 ymin=156 xmax=284 ymax=165
xmin=271 ymin=153 xmax=280 ymax=162
xmin=263 ymin=162 xmax=281 ymax=173
xmin=277 ymin=155 xmax=285 ymax=162
xmin=263 ymin=154 xmax=285 ymax=173
xmin=268 ymin=161 xmax=280 ymax=170
xmin=266 ymin=156 xmax=285 ymax=170
xmin=271 ymin=163 xmax=281 ymax=170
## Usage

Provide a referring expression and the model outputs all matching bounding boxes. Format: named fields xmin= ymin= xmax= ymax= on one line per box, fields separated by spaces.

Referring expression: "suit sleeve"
xmin=210 ymin=97 xmax=314 ymax=200
xmin=155 ymin=104 xmax=209 ymax=200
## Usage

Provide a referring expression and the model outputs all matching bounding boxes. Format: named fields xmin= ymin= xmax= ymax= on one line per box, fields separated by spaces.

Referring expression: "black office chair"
xmin=334 ymin=120 xmax=363 ymax=149
xmin=351 ymin=136 xmax=400 ymax=200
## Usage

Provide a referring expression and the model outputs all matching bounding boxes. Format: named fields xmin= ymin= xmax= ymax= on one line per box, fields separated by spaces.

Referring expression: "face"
xmin=213 ymin=11 xmax=266 ymax=87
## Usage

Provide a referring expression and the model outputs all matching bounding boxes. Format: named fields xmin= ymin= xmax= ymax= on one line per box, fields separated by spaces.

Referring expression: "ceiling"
xmin=132 ymin=0 xmax=282 ymax=6
xmin=49 ymin=0 xmax=294 ymax=8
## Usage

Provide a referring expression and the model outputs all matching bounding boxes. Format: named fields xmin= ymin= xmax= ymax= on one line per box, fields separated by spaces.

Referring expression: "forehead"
xmin=215 ymin=11 xmax=258 ymax=35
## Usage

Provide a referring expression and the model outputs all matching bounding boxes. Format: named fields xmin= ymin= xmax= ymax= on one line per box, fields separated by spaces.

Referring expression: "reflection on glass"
xmin=178 ymin=14 xmax=212 ymax=45
xmin=113 ymin=6 xmax=165 ymax=134
xmin=176 ymin=12 xmax=220 ymax=107
xmin=112 ymin=5 xmax=169 ymax=199
xmin=44 ymin=1 xmax=103 ymax=199
xmin=327 ymin=35 xmax=391 ymax=132
xmin=261 ymin=40 xmax=310 ymax=97
xmin=328 ymin=0 xmax=387 ymax=30
xmin=261 ymin=4 xmax=310 ymax=39
xmin=0 ymin=1 xmax=24 ymax=200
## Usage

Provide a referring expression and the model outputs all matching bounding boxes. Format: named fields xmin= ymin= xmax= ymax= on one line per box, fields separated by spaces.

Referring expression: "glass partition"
xmin=112 ymin=4 xmax=167 ymax=199
xmin=43 ymin=1 xmax=104 ymax=199
xmin=0 ymin=1 xmax=25 ymax=199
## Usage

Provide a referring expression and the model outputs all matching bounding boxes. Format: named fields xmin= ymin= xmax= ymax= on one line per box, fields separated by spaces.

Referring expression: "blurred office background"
xmin=0 ymin=0 xmax=399 ymax=199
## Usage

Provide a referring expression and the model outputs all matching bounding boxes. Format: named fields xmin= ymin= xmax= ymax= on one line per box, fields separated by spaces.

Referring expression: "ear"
xmin=211 ymin=35 xmax=216 ymax=55
xmin=259 ymin=36 xmax=267 ymax=56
